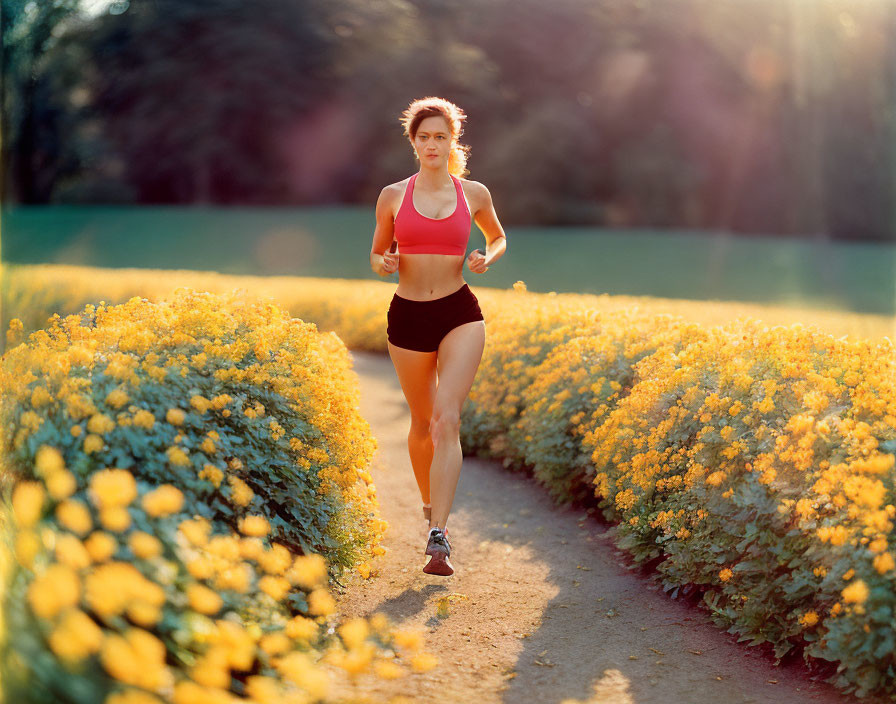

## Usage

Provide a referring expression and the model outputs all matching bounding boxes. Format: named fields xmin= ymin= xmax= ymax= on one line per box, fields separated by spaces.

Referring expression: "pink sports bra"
xmin=392 ymin=172 xmax=472 ymax=255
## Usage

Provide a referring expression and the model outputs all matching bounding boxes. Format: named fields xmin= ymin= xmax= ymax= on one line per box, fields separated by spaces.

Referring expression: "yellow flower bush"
xmin=0 ymin=289 xmax=437 ymax=704
xmin=3 ymin=264 xmax=895 ymax=700
xmin=459 ymin=286 xmax=896 ymax=700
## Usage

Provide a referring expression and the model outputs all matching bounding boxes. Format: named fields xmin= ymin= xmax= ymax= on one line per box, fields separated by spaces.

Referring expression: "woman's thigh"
xmin=387 ymin=341 xmax=438 ymax=424
xmin=434 ymin=320 xmax=486 ymax=417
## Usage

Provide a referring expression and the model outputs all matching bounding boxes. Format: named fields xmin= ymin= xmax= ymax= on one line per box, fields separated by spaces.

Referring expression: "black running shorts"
xmin=387 ymin=283 xmax=484 ymax=353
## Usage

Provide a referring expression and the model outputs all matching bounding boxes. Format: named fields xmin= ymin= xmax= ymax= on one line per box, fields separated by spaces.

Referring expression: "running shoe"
xmin=423 ymin=527 xmax=453 ymax=576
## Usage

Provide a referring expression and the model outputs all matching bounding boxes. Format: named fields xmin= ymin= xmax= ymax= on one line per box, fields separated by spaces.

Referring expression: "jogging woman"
xmin=369 ymin=96 xmax=507 ymax=576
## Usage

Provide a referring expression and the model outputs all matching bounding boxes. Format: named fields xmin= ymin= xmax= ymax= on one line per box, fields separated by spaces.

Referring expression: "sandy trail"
xmin=330 ymin=349 xmax=879 ymax=704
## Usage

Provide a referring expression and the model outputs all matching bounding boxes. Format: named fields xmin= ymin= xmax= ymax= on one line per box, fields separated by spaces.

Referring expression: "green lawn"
xmin=3 ymin=205 xmax=893 ymax=315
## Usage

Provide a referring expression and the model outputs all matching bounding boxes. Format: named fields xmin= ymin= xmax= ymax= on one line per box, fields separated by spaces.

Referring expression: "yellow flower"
xmin=126 ymin=600 xmax=162 ymax=627
xmin=211 ymin=394 xmax=232 ymax=410
xmin=409 ymin=651 xmax=438 ymax=672
xmin=213 ymin=564 xmax=251 ymax=593
xmin=337 ymin=617 xmax=370 ymax=649
xmin=719 ymin=567 xmax=733 ymax=582
xmin=190 ymin=395 xmax=211 ymax=413
xmin=99 ymin=627 xmax=170 ymax=690
xmin=166 ymin=408 xmax=185 ymax=425
xmin=799 ymin=611 xmax=819 ymax=627
xmin=239 ymin=515 xmax=270 ymax=537
xmin=228 ymin=475 xmax=254 ymax=506
xmin=287 ymin=553 xmax=328 ymax=589
xmin=190 ymin=647 xmax=231 ymax=688
xmin=55 ymin=533 xmax=92 ymax=569
xmin=179 ymin=518 xmax=212 ymax=547
xmin=87 ymin=413 xmax=116 ymax=435
xmin=245 ymin=675 xmax=282 ymax=704
xmin=258 ymin=575 xmax=291 ymax=601
xmin=307 ymin=588 xmax=335 ymax=616
xmin=706 ymin=471 xmax=726 ymax=488
xmin=869 ymin=537 xmax=888 ymax=554
xmin=105 ymin=388 xmax=130 ymax=409
xmin=129 ymin=532 xmax=163 ymax=559
xmin=873 ymin=552 xmax=895 ymax=574
xmin=258 ymin=632 xmax=291 ymax=656
xmin=56 ymin=499 xmax=92 ymax=536
xmin=35 ymin=445 xmax=65 ymax=477
xmin=369 ymin=659 xmax=405 ymax=682
xmin=199 ymin=464 xmax=224 ymax=488
xmin=284 ymin=615 xmax=318 ymax=641
xmin=99 ymin=506 xmax=131 ymax=532
xmin=142 ymin=485 xmax=184 ymax=517
xmin=273 ymin=650 xmax=330 ymax=698
xmin=84 ymin=531 xmax=118 ymax=562
xmin=89 ymin=468 xmax=137 ymax=508
xmin=239 ymin=536 xmax=264 ymax=561
xmin=132 ymin=409 xmax=155 ymax=429
xmin=46 ymin=470 xmax=77 ymax=500
xmin=842 ymin=579 xmax=869 ymax=604
xmin=27 ymin=562 xmax=81 ymax=619
xmin=107 ymin=690 xmax=167 ymax=704
xmin=367 ymin=612 xmax=390 ymax=636
xmin=391 ymin=628 xmax=424 ymax=652
xmin=12 ymin=481 xmax=45 ymax=528
xmin=186 ymin=556 xmax=215 ymax=580
xmin=187 ymin=582 xmax=223 ymax=615
xmin=166 ymin=446 xmax=190 ymax=467
xmin=47 ymin=608 xmax=104 ymax=662
xmin=15 ymin=530 xmax=42 ymax=568
xmin=84 ymin=562 xmax=163 ymax=619
xmin=338 ymin=617 xmax=369 ymax=650
xmin=211 ymin=620 xmax=255 ymax=670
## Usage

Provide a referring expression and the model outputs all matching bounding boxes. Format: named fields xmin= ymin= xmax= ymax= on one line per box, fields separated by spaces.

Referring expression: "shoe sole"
xmin=423 ymin=552 xmax=454 ymax=576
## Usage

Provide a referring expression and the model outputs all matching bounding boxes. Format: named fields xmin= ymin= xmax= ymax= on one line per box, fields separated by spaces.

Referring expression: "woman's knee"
xmin=409 ymin=414 xmax=432 ymax=436
xmin=430 ymin=408 xmax=460 ymax=440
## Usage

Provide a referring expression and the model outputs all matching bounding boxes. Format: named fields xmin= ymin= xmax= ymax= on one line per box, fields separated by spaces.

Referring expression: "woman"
xmin=369 ymin=96 xmax=507 ymax=576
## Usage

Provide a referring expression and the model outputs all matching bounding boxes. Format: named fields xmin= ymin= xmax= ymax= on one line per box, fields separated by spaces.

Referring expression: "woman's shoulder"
xmin=381 ymin=177 xmax=414 ymax=220
xmin=455 ymin=177 xmax=488 ymax=211
xmin=383 ymin=176 xmax=414 ymax=198
xmin=380 ymin=176 xmax=413 ymax=205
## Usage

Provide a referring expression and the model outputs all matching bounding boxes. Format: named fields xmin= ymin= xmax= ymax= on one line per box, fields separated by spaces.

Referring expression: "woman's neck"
xmin=416 ymin=167 xmax=452 ymax=189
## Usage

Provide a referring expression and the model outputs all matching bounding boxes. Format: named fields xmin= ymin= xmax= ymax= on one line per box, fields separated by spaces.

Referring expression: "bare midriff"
xmin=394 ymin=253 xmax=467 ymax=301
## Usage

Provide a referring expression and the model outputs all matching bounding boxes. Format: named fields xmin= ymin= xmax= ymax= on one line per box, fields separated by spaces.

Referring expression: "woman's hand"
xmin=381 ymin=250 xmax=399 ymax=275
xmin=467 ymin=248 xmax=489 ymax=274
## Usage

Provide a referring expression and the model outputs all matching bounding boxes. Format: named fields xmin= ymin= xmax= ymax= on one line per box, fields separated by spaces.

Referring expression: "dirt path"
xmin=331 ymin=350 xmax=879 ymax=704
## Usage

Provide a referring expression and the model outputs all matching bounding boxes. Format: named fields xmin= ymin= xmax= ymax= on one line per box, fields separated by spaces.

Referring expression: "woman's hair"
xmin=399 ymin=96 xmax=471 ymax=178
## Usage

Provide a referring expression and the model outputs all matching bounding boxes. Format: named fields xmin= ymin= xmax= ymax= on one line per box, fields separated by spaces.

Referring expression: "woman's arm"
xmin=370 ymin=186 xmax=397 ymax=276
xmin=472 ymin=182 xmax=507 ymax=267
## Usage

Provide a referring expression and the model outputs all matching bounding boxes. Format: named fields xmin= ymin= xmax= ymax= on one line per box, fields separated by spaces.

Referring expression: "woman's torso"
xmin=390 ymin=172 xmax=475 ymax=301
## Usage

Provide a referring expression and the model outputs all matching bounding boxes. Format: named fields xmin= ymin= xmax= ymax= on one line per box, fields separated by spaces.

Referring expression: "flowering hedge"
xmin=4 ymin=264 xmax=896 ymax=698
xmin=461 ymin=283 xmax=896 ymax=699
xmin=0 ymin=289 xmax=437 ymax=704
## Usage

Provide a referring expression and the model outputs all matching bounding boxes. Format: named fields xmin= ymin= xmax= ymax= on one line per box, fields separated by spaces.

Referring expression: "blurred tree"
xmin=1 ymin=0 xmax=82 ymax=203
xmin=1 ymin=0 xmax=893 ymax=240
xmin=78 ymin=0 xmax=336 ymax=203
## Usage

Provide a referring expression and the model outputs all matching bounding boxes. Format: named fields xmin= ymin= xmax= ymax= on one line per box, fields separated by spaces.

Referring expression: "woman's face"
xmin=413 ymin=115 xmax=454 ymax=166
